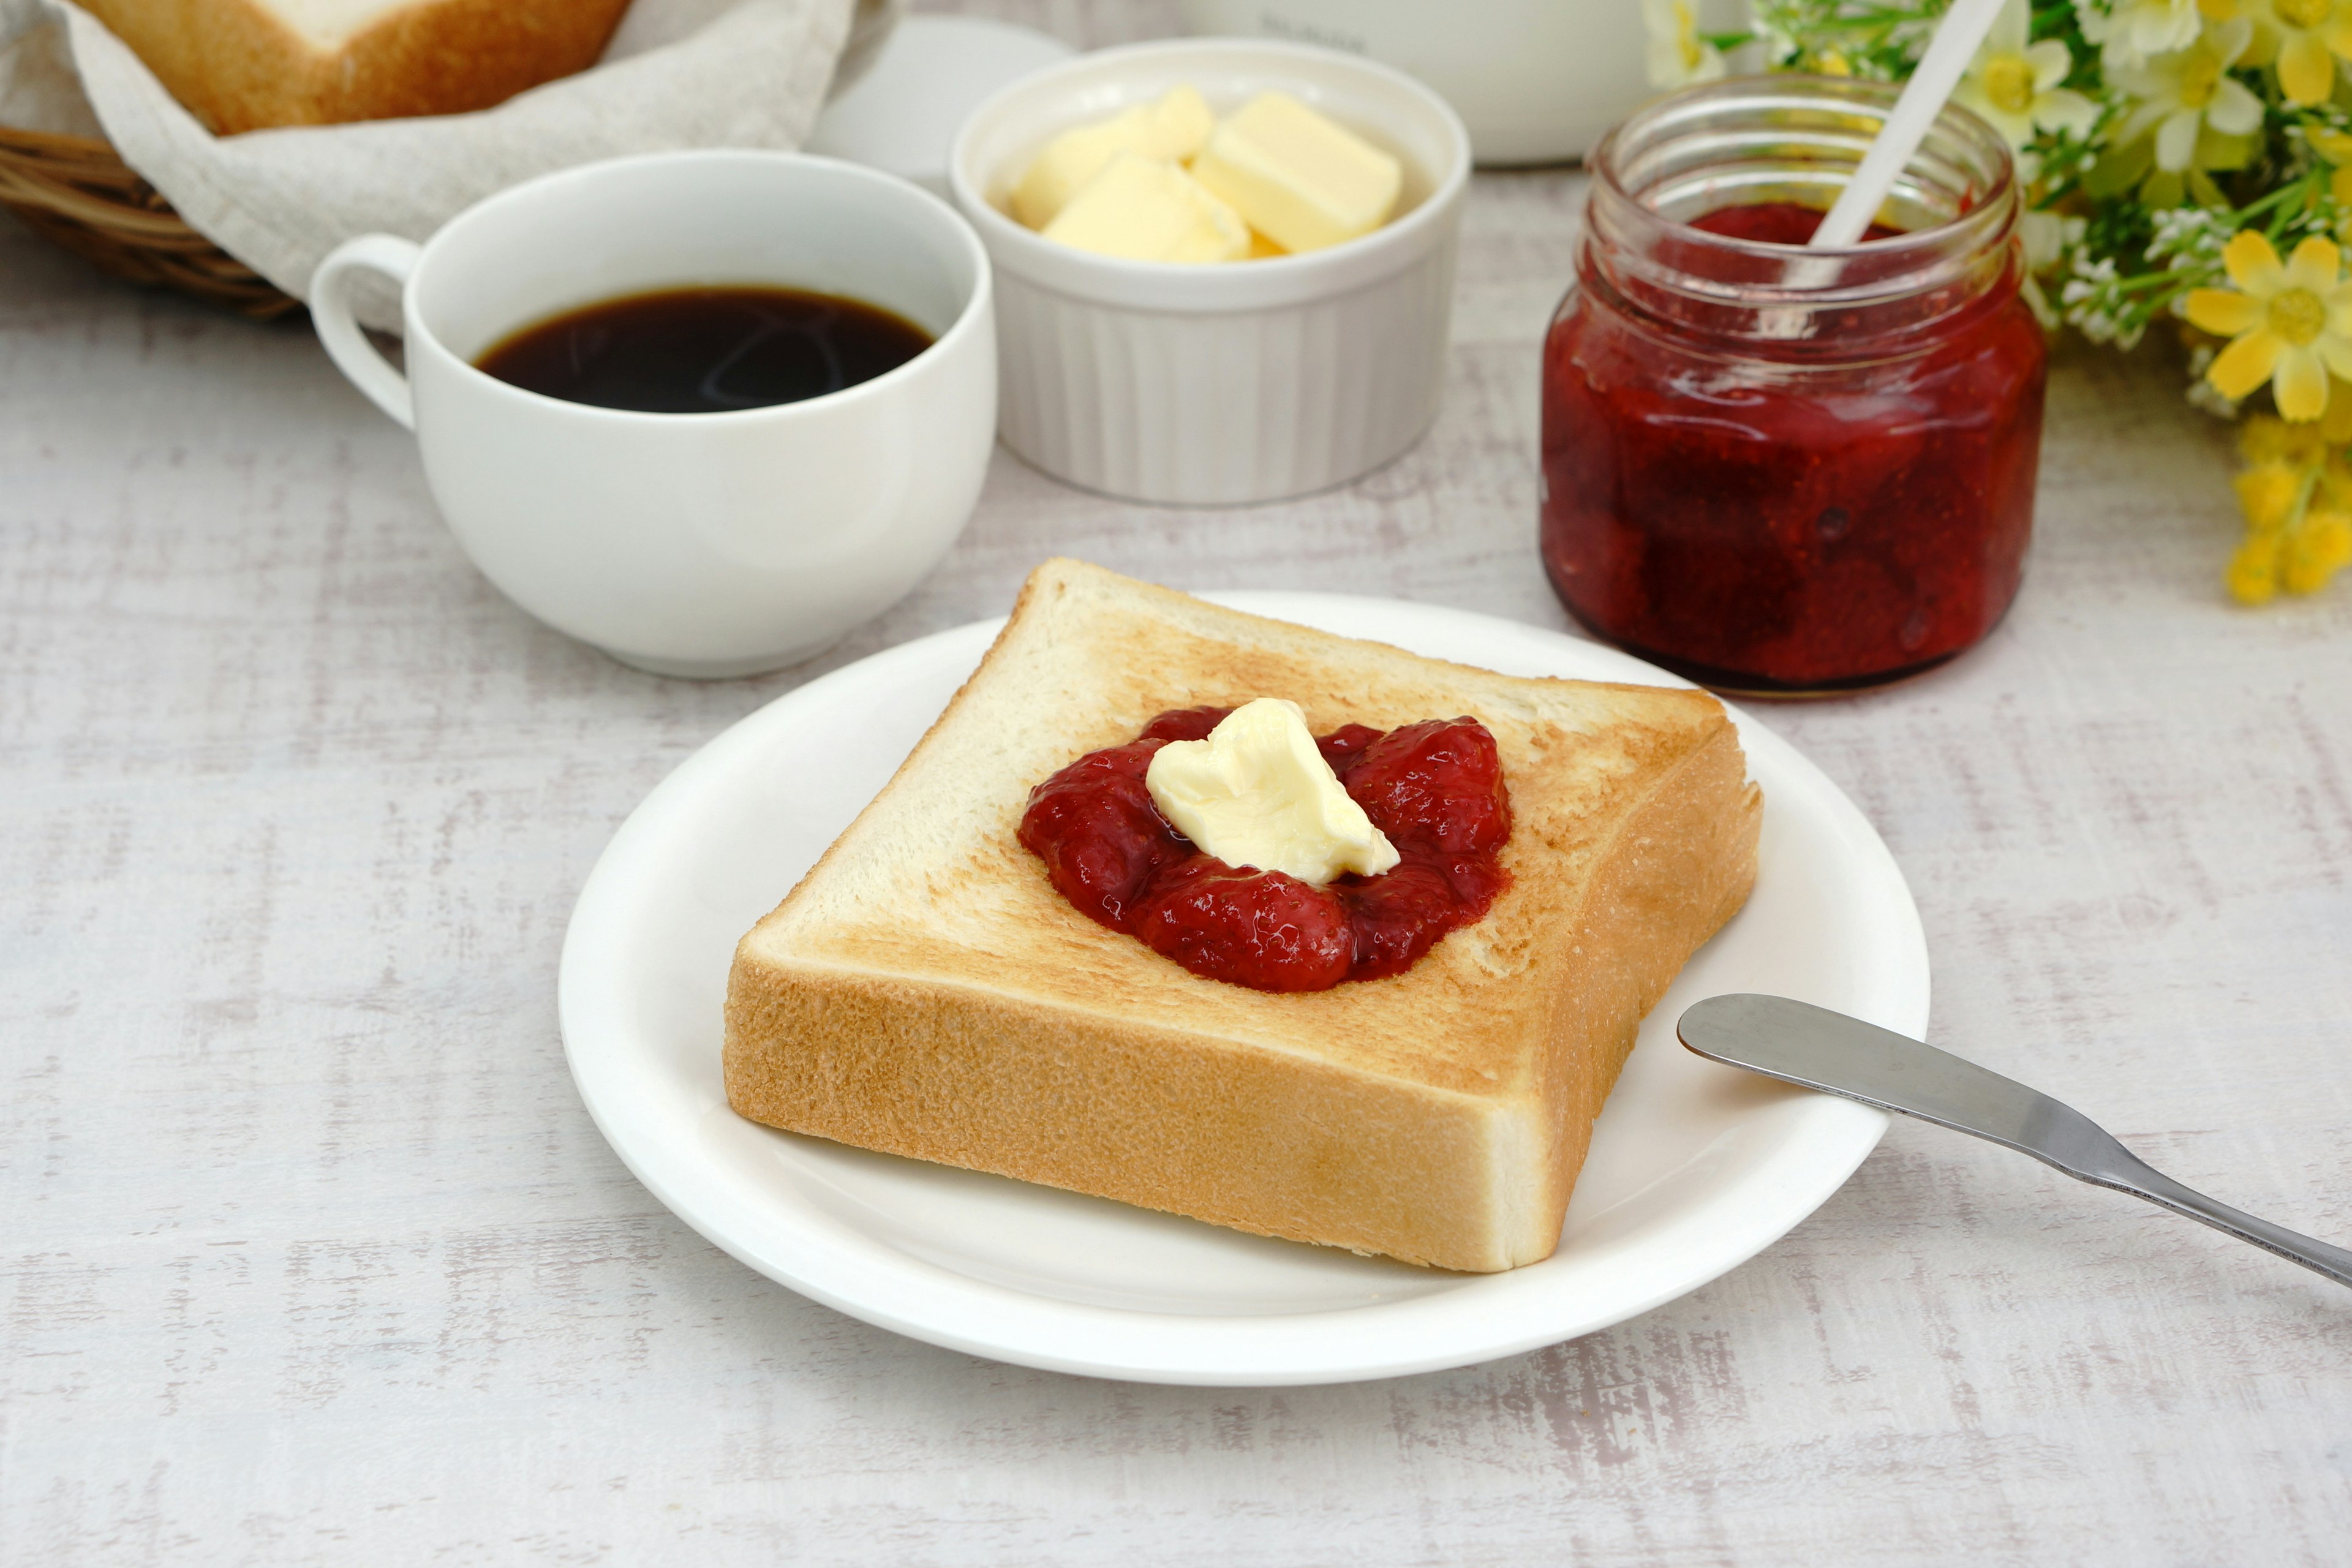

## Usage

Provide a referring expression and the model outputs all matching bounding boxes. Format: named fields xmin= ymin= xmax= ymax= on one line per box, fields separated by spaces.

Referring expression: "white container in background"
xmin=810 ymin=14 xmax=1075 ymax=200
xmin=1180 ymin=0 xmax=1653 ymax=166
xmin=951 ymin=39 xmax=1471 ymax=507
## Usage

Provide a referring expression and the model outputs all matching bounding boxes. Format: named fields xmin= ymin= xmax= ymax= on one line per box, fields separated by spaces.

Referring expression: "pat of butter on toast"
xmin=723 ymin=560 xmax=1762 ymax=1272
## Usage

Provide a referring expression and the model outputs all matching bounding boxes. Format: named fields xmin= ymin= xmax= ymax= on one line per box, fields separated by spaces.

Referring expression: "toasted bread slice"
xmin=79 ymin=0 xmax=632 ymax=135
xmin=724 ymin=560 xmax=1761 ymax=1272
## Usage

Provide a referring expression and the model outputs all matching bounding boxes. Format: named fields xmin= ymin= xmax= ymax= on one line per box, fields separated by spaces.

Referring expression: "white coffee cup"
xmin=311 ymin=151 xmax=996 ymax=679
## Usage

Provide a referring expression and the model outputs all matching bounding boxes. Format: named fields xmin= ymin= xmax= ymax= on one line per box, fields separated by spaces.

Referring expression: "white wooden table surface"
xmin=7 ymin=6 xmax=2352 ymax=1562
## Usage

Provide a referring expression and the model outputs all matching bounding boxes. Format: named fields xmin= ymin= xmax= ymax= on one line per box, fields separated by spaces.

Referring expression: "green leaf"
xmin=2196 ymin=127 xmax=2261 ymax=172
xmin=2086 ymin=137 xmax=2155 ymax=198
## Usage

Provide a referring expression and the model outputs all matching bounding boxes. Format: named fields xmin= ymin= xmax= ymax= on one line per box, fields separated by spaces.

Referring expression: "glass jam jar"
xmin=1540 ymin=77 xmax=2045 ymax=695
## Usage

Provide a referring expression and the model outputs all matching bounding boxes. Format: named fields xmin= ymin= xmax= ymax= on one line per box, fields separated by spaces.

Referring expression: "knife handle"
xmin=2078 ymin=1146 xmax=2352 ymax=1289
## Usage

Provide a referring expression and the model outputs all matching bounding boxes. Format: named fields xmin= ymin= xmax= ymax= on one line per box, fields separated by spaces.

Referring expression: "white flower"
xmin=2239 ymin=0 xmax=2352 ymax=107
xmin=2021 ymin=208 xmax=2088 ymax=270
xmin=2018 ymin=208 xmax=2088 ymax=326
xmin=2148 ymin=204 xmax=2233 ymax=266
xmin=2080 ymin=0 xmax=2203 ymax=67
xmin=1955 ymin=0 xmax=2101 ymax=146
xmin=1752 ymin=17 xmax=1801 ymax=67
xmin=2113 ymin=19 xmax=2264 ymax=171
xmin=2184 ymin=344 xmax=2244 ymax=417
xmin=1645 ymin=0 xmax=1728 ymax=87
xmin=2062 ymin=252 xmax=2145 ymax=347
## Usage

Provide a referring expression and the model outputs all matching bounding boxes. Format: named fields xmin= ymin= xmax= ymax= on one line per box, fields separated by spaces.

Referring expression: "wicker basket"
xmin=0 ymin=123 xmax=300 ymax=319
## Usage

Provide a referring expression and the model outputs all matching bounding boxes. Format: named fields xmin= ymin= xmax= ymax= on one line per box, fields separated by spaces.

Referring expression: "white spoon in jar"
xmin=1810 ymin=0 xmax=2010 ymax=247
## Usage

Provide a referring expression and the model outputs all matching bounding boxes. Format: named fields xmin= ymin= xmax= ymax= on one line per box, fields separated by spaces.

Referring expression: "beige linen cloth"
xmin=0 ymin=0 xmax=861 ymax=325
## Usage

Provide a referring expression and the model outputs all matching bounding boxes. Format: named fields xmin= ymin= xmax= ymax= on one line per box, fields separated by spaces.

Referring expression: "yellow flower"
xmin=2317 ymin=450 xmax=2352 ymax=504
xmin=2324 ymin=383 xmax=2352 ymax=440
xmin=2285 ymin=508 xmax=2352 ymax=590
xmin=2182 ymin=232 xmax=2352 ymax=418
xmin=2114 ymin=21 xmax=2263 ymax=169
xmin=1817 ymin=48 xmax=1855 ymax=75
xmin=2310 ymin=128 xmax=2352 ymax=214
xmin=2239 ymin=409 xmax=2330 ymax=460
xmin=2220 ymin=404 xmax=2352 ymax=601
xmin=2223 ymin=409 xmax=2352 ymax=601
xmin=1958 ymin=0 xmax=2101 ymax=147
xmin=2199 ymin=0 xmax=2284 ymax=64
xmin=2229 ymin=531 xmax=2285 ymax=601
xmin=2088 ymin=0 xmax=2204 ymax=64
xmin=2256 ymin=0 xmax=2352 ymax=104
xmin=1644 ymin=0 xmax=1727 ymax=87
xmin=2234 ymin=460 xmax=2304 ymax=528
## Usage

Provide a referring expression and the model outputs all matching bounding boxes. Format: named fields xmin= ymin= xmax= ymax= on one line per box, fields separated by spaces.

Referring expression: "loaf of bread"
xmin=79 ymin=0 xmax=634 ymax=135
xmin=724 ymin=560 xmax=1762 ymax=1273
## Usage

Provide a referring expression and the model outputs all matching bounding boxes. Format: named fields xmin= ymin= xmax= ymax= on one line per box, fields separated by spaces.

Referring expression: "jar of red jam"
xmin=1540 ymin=78 xmax=2045 ymax=695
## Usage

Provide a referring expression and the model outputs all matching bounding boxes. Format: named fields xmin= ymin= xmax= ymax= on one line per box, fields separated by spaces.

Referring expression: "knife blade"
xmin=1677 ymin=993 xmax=2352 ymax=1289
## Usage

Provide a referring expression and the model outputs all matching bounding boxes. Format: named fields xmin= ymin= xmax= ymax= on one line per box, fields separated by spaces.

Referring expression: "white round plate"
xmin=559 ymin=594 xmax=1928 ymax=1385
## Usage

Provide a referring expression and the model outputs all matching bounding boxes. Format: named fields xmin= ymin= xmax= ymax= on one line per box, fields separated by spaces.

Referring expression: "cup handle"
xmin=311 ymin=234 xmax=422 ymax=430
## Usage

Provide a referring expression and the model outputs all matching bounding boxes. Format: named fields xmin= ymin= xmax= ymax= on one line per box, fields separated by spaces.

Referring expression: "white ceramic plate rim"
xmin=559 ymin=593 xmax=1928 ymax=1385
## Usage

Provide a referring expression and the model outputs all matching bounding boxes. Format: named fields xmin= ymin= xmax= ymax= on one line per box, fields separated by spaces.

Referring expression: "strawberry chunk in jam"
xmin=1015 ymin=739 xmax=1187 ymax=928
xmin=1338 ymin=717 xmax=1512 ymax=855
xmin=1017 ymin=709 xmax=1513 ymax=992
xmin=1133 ymin=858 xmax=1353 ymax=991
xmin=1137 ymin=705 xmax=1232 ymax=743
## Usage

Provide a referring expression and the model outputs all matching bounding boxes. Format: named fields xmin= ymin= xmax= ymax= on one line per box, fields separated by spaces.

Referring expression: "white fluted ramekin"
xmin=951 ymin=39 xmax=1471 ymax=506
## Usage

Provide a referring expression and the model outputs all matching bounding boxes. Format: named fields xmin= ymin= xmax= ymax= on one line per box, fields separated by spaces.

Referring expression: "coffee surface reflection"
xmin=475 ymin=285 xmax=934 ymax=414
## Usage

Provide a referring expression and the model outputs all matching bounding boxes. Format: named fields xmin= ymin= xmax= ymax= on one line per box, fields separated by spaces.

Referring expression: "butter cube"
xmin=1188 ymin=91 xmax=1403 ymax=255
xmin=1145 ymin=699 xmax=1398 ymax=885
xmin=1011 ymin=85 xmax=1218 ymax=230
xmin=1040 ymin=152 xmax=1250 ymax=263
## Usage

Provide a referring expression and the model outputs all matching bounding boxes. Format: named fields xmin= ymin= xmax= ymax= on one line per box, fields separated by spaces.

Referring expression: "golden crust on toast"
xmin=725 ymin=559 xmax=1762 ymax=1272
xmin=78 ymin=0 xmax=631 ymax=135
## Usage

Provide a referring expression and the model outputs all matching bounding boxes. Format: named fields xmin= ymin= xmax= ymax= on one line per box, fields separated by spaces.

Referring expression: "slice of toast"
xmin=724 ymin=560 xmax=1762 ymax=1272
xmin=79 ymin=0 xmax=633 ymax=135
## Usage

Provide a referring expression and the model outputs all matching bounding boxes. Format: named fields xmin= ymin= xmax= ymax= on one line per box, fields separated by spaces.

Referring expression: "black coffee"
xmin=475 ymin=285 xmax=935 ymax=414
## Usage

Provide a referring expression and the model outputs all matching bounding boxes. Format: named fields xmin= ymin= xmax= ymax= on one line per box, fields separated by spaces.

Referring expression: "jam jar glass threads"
xmin=1540 ymin=77 xmax=2045 ymax=695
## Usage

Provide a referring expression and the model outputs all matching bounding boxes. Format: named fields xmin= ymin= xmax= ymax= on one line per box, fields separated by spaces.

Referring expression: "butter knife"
xmin=1677 ymin=993 xmax=2352 ymax=1289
